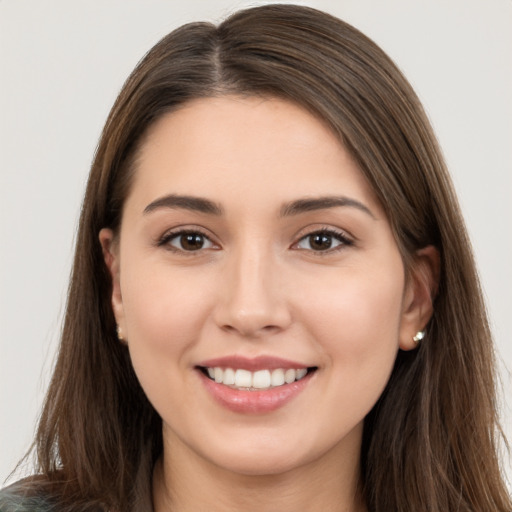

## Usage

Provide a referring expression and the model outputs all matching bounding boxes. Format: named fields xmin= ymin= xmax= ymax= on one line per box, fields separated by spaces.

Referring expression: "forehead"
xmin=128 ymin=95 xmax=383 ymax=216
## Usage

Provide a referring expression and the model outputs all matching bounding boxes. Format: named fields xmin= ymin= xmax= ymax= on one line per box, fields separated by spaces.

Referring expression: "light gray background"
xmin=1 ymin=0 xmax=511 ymax=488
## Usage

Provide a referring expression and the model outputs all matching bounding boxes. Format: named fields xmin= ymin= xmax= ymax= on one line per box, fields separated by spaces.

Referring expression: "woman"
xmin=1 ymin=4 xmax=510 ymax=511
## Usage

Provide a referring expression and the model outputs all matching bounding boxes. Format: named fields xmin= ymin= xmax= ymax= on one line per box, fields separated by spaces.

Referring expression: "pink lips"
xmin=196 ymin=355 xmax=315 ymax=414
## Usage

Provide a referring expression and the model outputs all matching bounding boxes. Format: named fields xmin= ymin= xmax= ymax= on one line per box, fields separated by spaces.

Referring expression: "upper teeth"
xmin=206 ymin=367 xmax=309 ymax=389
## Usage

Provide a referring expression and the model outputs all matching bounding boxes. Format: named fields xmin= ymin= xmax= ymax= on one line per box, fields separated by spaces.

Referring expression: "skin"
xmin=100 ymin=96 xmax=437 ymax=512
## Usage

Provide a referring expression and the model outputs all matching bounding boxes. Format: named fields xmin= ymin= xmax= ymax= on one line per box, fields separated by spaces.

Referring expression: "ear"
xmin=99 ymin=228 xmax=126 ymax=340
xmin=399 ymin=245 xmax=440 ymax=351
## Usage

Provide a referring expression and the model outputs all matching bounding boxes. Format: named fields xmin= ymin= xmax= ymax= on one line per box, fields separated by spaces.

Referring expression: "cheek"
xmin=117 ymin=259 xmax=218 ymax=418
xmin=300 ymin=263 xmax=404 ymax=391
xmin=304 ymin=262 xmax=403 ymax=337
xmin=119 ymin=258 xmax=215 ymax=370
xmin=295 ymin=268 xmax=404 ymax=443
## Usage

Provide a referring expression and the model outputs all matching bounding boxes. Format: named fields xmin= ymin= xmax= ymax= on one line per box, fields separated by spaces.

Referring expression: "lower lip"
xmin=198 ymin=370 xmax=314 ymax=414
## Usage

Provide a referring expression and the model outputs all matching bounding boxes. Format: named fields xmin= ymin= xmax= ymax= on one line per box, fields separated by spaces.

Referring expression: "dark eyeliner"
xmin=156 ymin=228 xmax=213 ymax=251
xmin=317 ymin=228 xmax=353 ymax=246
xmin=294 ymin=227 xmax=354 ymax=254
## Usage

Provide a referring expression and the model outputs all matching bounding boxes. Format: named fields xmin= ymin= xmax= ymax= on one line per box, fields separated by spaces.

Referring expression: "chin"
xmin=195 ymin=428 xmax=334 ymax=478
xmin=210 ymin=450 xmax=308 ymax=477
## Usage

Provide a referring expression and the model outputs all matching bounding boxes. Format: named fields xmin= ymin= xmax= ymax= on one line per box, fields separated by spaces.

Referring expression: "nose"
xmin=213 ymin=244 xmax=292 ymax=339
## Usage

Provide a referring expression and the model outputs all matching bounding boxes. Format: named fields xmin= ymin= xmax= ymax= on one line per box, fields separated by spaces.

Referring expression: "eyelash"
xmin=293 ymin=227 xmax=353 ymax=254
xmin=157 ymin=227 xmax=353 ymax=255
xmin=157 ymin=228 xmax=217 ymax=253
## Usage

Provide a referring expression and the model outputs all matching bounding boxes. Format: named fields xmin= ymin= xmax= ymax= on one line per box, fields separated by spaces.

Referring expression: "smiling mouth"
xmin=197 ymin=366 xmax=318 ymax=391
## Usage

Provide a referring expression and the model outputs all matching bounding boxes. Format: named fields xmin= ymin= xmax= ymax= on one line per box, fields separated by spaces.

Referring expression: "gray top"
xmin=0 ymin=487 xmax=53 ymax=512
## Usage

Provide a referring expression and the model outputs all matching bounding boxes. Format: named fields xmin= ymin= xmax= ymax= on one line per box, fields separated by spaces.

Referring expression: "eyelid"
xmin=156 ymin=225 xmax=220 ymax=252
xmin=291 ymin=225 xmax=354 ymax=252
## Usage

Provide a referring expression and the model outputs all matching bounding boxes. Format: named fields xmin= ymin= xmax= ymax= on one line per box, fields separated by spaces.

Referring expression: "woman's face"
xmin=101 ymin=96 xmax=426 ymax=477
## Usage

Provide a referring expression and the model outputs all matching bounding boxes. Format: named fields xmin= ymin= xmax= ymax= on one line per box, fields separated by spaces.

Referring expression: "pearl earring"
xmin=413 ymin=330 xmax=425 ymax=344
xmin=116 ymin=325 xmax=124 ymax=341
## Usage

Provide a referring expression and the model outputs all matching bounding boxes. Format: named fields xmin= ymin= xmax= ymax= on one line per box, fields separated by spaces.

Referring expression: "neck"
xmin=152 ymin=427 xmax=366 ymax=512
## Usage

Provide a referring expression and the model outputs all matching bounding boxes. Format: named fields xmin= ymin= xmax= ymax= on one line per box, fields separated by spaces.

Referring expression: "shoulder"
xmin=0 ymin=484 xmax=54 ymax=512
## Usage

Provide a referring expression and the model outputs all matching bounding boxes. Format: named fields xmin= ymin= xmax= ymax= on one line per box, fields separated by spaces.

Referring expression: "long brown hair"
xmin=10 ymin=4 xmax=510 ymax=511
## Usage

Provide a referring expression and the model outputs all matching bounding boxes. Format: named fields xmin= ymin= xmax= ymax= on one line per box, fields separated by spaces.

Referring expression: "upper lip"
xmin=196 ymin=355 xmax=312 ymax=371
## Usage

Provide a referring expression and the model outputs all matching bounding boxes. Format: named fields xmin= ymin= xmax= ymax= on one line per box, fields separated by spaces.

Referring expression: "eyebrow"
xmin=143 ymin=193 xmax=374 ymax=219
xmin=143 ymin=194 xmax=223 ymax=215
xmin=280 ymin=196 xmax=375 ymax=218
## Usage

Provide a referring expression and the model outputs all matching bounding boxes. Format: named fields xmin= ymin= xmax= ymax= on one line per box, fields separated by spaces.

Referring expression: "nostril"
xmin=262 ymin=324 xmax=282 ymax=332
xmin=221 ymin=323 xmax=283 ymax=338
xmin=220 ymin=324 xmax=237 ymax=334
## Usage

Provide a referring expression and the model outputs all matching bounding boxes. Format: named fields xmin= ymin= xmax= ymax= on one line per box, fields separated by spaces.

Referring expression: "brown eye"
xmin=166 ymin=231 xmax=214 ymax=251
xmin=181 ymin=234 xmax=205 ymax=250
xmin=295 ymin=230 xmax=351 ymax=252
xmin=308 ymin=233 xmax=334 ymax=251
